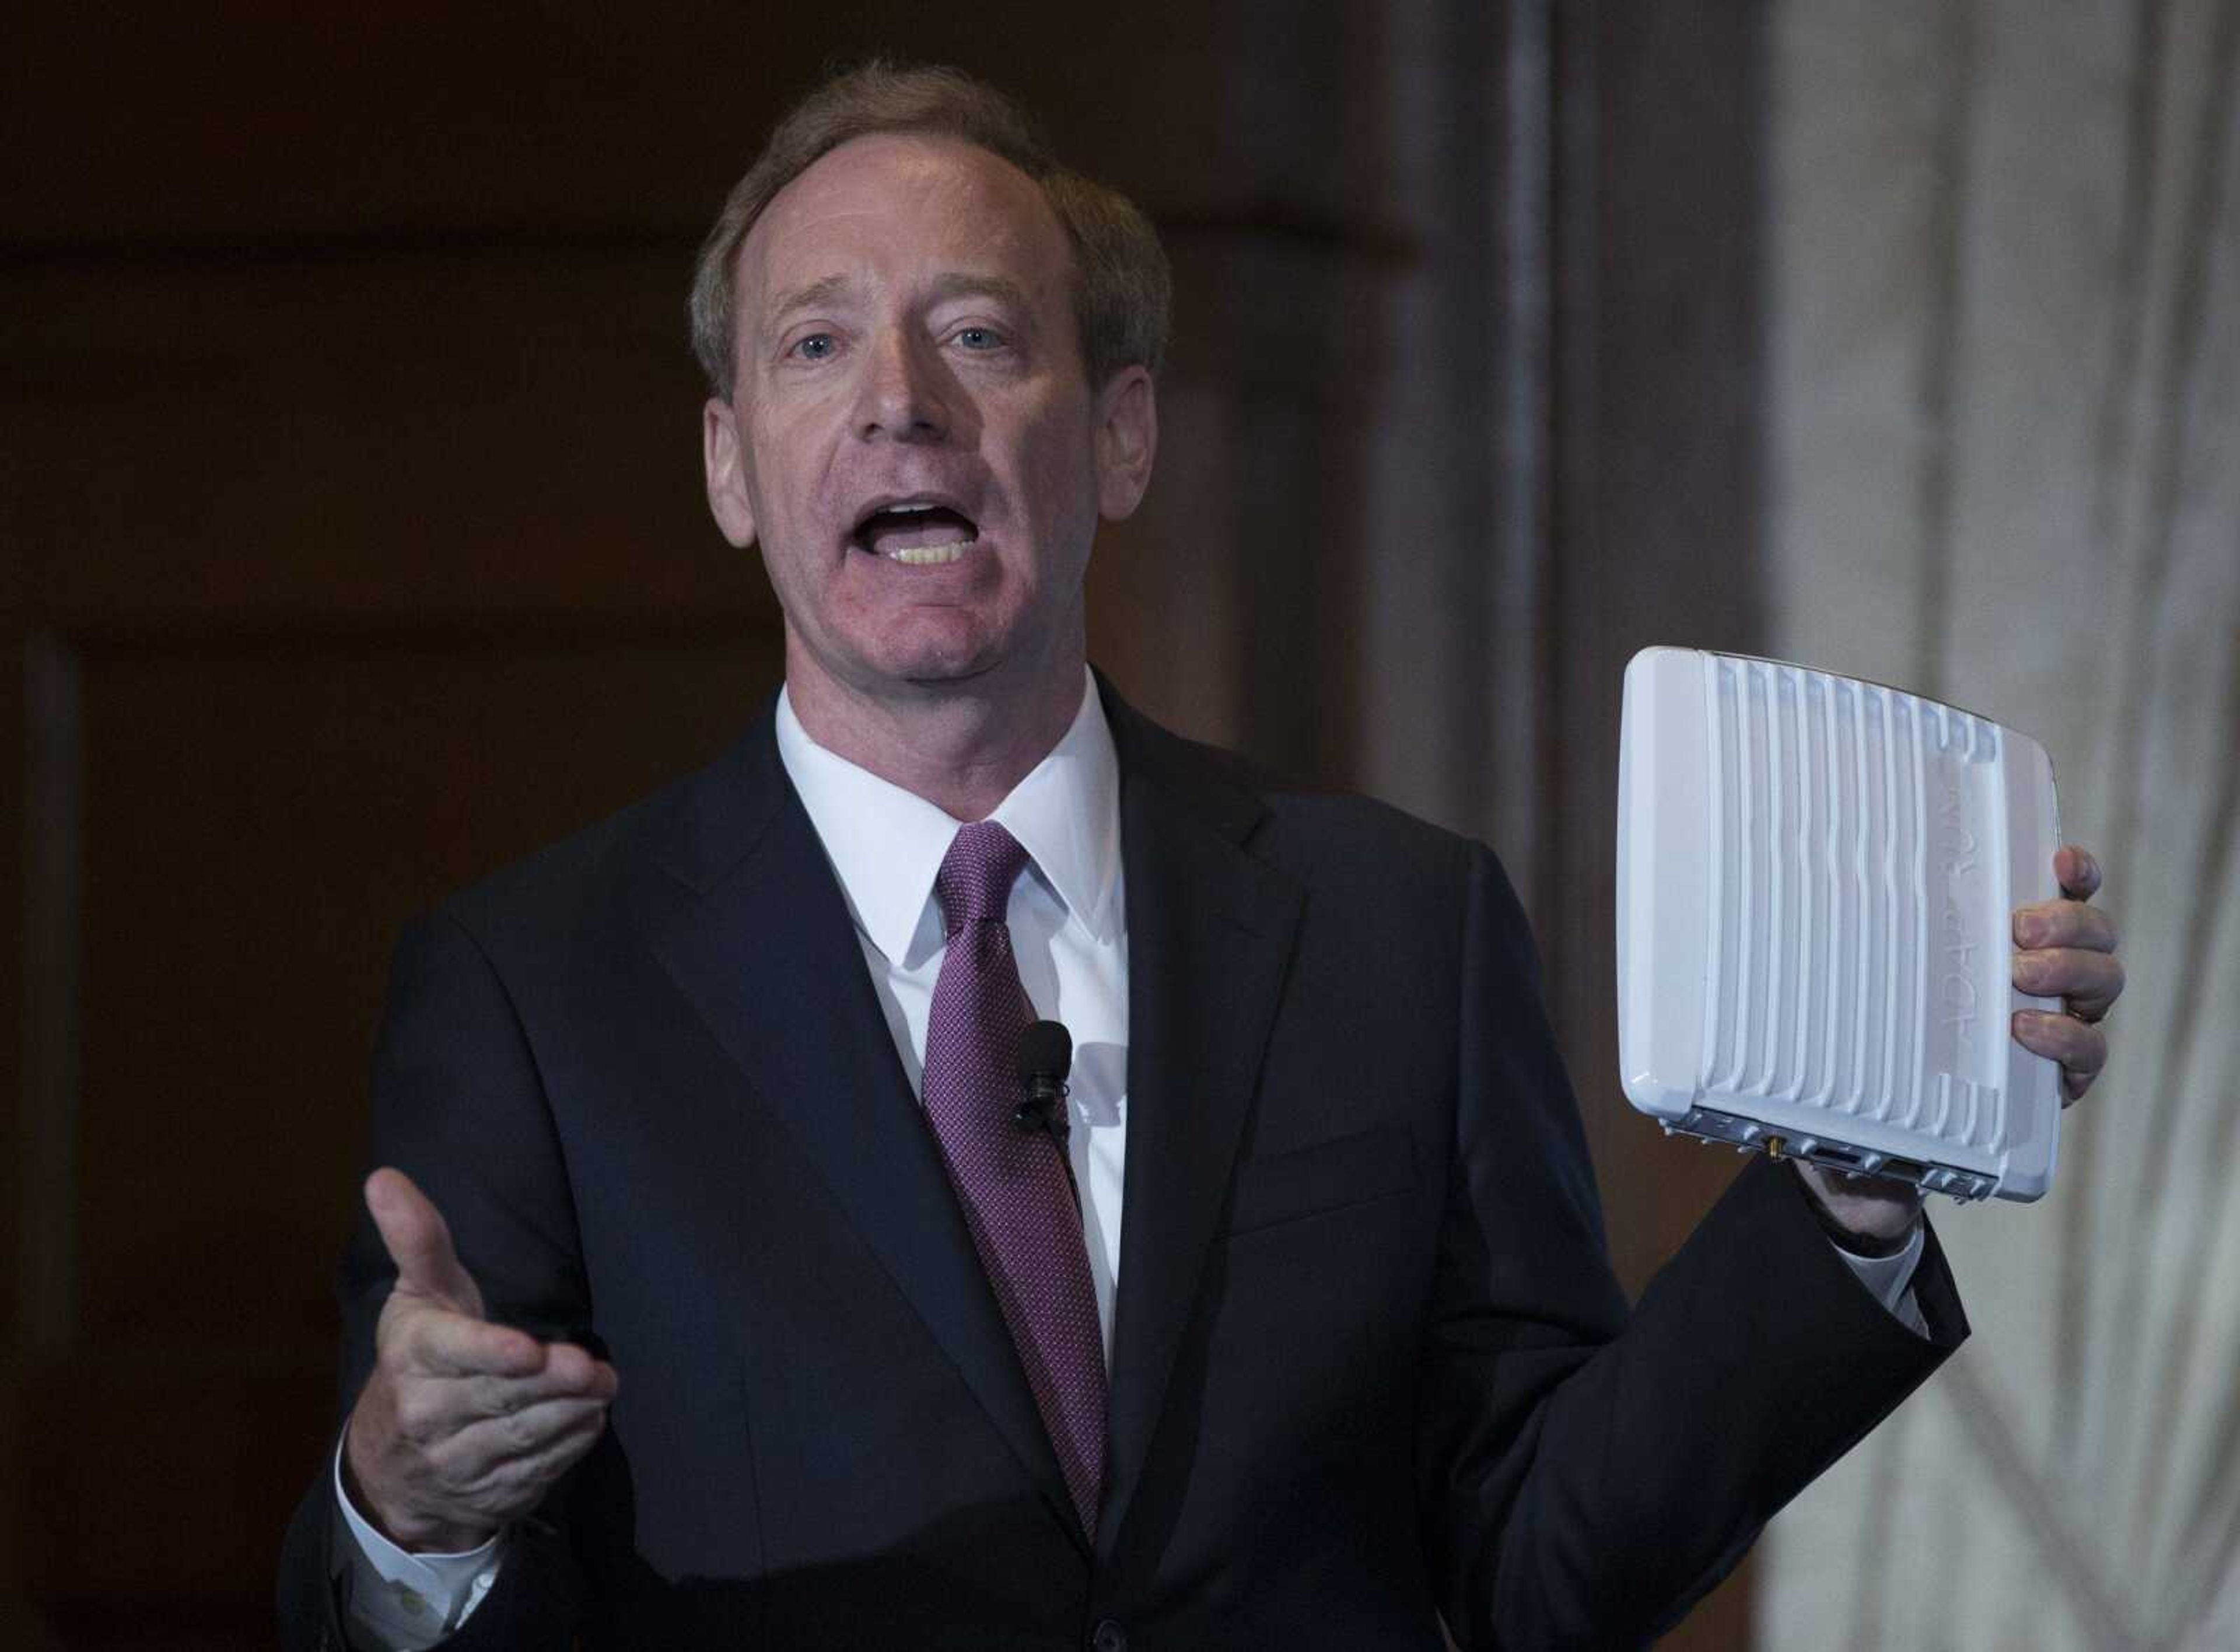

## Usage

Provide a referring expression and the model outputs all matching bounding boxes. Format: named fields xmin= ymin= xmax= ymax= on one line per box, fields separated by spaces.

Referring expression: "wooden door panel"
xmin=24 ymin=627 xmax=782 ymax=1632
xmin=1 ymin=258 xmax=752 ymax=626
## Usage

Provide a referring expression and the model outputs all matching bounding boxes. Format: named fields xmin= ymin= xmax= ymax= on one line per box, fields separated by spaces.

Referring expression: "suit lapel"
xmin=636 ymin=708 xmax=1084 ymax=1547
xmin=1097 ymin=688 xmax=1304 ymax=1559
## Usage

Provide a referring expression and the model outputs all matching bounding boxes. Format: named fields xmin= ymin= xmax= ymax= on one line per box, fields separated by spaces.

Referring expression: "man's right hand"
xmin=342 ymin=1168 xmax=620 ymax=1553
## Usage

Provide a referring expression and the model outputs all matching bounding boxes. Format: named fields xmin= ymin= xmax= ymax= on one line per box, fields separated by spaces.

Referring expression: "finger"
xmin=401 ymin=1307 xmax=550 ymax=1380
xmin=479 ymin=1409 xmax=609 ymax=1512
xmin=432 ymin=1403 xmax=611 ymax=1513
xmin=2013 ymin=1009 xmax=2106 ymax=1103
xmin=459 ymin=1354 xmax=620 ymax=1421
xmin=2011 ymin=948 xmax=2126 ymax=1019
xmin=366 ymin=1168 xmax=482 ymax=1312
xmin=2013 ymin=901 xmax=2120 ymax=953
xmin=2055 ymin=844 xmax=2103 ymax=902
xmin=442 ymin=1394 xmax=615 ymax=1468
xmin=541 ymin=1342 xmax=621 ymax=1399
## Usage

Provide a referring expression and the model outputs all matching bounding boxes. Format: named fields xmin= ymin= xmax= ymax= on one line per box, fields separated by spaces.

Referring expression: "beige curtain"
xmin=1758 ymin=2 xmax=2240 ymax=1647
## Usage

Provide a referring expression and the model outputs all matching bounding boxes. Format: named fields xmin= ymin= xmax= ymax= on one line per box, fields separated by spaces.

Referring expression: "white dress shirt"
xmin=332 ymin=666 xmax=1920 ymax=1647
xmin=772 ymin=670 xmax=1132 ymax=1356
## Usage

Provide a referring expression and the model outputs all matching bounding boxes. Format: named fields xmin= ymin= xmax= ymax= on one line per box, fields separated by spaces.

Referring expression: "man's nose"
xmin=854 ymin=331 xmax=951 ymax=443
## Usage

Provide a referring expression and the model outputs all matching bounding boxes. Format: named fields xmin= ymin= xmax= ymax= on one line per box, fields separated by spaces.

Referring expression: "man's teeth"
xmin=886 ymin=539 xmax=976 ymax=565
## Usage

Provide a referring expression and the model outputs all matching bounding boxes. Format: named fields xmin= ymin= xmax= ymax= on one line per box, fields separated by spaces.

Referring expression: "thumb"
xmin=366 ymin=1167 xmax=484 ymax=1316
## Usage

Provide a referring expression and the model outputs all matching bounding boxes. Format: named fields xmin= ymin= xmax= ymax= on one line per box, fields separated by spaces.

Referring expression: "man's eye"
xmin=790 ymin=333 xmax=837 ymax=361
xmin=954 ymin=327 xmax=1003 ymax=351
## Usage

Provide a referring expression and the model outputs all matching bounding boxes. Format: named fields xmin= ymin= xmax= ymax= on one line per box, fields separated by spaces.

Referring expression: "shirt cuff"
xmin=331 ymin=1438 xmax=503 ymax=1649
xmin=1828 ymin=1222 xmax=1930 ymax=1338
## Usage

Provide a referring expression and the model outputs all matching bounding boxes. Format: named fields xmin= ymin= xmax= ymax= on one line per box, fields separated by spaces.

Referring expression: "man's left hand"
xmin=1799 ymin=842 xmax=2125 ymax=1245
xmin=2010 ymin=843 xmax=2123 ymax=1102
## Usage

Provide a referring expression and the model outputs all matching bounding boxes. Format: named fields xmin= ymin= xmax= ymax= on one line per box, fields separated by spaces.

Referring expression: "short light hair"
xmin=687 ymin=61 xmax=1171 ymax=401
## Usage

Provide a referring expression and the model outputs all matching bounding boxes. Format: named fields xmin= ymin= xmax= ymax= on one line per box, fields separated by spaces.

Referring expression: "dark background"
xmin=0 ymin=2 xmax=1770 ymax=1645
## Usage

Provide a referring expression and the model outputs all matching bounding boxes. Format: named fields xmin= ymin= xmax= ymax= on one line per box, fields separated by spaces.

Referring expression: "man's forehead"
xmin=738 ymin=133 xmax=1068 ymax=303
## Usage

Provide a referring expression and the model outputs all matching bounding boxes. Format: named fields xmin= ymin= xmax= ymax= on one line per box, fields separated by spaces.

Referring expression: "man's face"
xmin=704 ymin=133 xmax=1156 ymax=707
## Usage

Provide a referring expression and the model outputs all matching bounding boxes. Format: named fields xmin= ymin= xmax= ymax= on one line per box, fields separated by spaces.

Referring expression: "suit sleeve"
xmin=1417 ymin=846 xmax=1965 ymax=1650
xmin=278 ymin=909 xmax=594 ymax=1650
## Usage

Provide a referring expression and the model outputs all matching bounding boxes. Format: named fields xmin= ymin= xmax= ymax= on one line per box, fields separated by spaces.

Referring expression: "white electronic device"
xmin=1616 ymin=646 xmax=2064 ymax=1201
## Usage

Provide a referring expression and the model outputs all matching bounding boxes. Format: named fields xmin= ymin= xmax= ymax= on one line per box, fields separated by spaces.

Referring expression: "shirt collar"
xmin=773 ymin=670 xmax=1122 ymax=965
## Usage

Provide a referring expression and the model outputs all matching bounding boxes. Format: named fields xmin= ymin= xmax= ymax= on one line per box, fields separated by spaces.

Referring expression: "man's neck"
xmin=782 ymin=650 xmax=1087 ymax=822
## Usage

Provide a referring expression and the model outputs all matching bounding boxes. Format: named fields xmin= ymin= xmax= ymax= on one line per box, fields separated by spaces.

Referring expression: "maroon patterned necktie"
xmin=921 ymin=820 xmax=1107 ymax=1536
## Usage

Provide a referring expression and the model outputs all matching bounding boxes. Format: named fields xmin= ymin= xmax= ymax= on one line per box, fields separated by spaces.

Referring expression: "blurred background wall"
xmin=1758 ymin=3 xmax=2240 ymax=1648
xmin=1 ymin=2 xmax=2225 ymax=1648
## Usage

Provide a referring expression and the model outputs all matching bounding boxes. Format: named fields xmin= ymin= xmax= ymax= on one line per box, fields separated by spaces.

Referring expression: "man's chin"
xmin=856 ymin=618 xmax=1011 ymax=689
xmin=789 ymin=609 xmax=1072 ymax=706
xmin=829 ymin=638 xmax=1005 ymax=698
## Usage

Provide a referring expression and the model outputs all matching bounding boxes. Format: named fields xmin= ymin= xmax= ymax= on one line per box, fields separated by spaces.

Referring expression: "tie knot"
xmin=935 ymin=820 xmax=1031 ymax=934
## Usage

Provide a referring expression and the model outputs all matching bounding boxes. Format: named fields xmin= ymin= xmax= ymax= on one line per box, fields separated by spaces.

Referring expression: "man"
xmin=278 ymin=62 xmax=2124 ymax=1650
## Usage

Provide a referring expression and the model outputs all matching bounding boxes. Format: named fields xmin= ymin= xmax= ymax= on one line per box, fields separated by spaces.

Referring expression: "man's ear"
xmin=1093 ymin=366 xmax=1158 ymax=522
xmin=702 ymin=397 xmax=757 ymax=548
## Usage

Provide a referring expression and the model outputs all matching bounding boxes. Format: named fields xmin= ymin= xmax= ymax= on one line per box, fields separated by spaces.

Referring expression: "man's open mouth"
xmin=850 ymin=499 xmax=981 ymax=565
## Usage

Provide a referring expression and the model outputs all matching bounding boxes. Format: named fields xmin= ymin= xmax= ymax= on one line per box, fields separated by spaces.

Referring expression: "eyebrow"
xmin=761 ymin=272 xmax=1037 ymax=331
xmin=923 ymin=273 xmax=1033 ymax=313
xmin=764 ymin=274 xmax=856 ymax=329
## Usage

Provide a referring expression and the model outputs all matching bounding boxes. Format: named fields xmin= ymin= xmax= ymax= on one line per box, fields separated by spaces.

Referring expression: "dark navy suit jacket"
xmin=279 ymin=679 xmax=1964 ymax=1649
